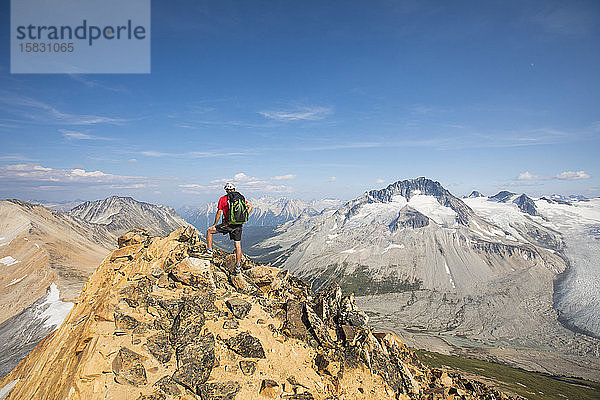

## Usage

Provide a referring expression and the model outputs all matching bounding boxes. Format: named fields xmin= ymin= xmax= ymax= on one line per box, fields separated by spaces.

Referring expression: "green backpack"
xmin=226 ymin=191 xmax=249 ymax=224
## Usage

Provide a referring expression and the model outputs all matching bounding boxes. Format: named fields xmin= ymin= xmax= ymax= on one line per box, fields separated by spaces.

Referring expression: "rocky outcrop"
xmin=0 ymin=227 xmax=523 ymax=399
xmin=389 ymin=206 xmax=429 ymax=231
xmin=488 ymin=191 xmax=516 ymax=203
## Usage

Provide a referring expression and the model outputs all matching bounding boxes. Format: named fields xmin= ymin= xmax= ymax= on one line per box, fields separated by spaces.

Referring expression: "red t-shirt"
xmin=218 ymin=195 xmax=228 ymax=224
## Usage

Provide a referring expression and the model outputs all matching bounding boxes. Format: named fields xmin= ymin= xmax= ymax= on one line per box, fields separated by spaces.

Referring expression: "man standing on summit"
xmin=206 ymin=182 xmax=250 ymax=275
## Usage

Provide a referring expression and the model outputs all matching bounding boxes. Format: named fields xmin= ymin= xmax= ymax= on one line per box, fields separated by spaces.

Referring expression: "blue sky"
xmin=1 ymin=0 xmax=599 ymax=207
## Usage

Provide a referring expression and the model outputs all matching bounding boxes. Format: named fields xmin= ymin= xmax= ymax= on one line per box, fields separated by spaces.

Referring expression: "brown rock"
xmin=223 ymin=319 xmax=239 ymax=329
xmin=259 ymin=379 xmax=280 ymax=398
xmin=112 ymin=347 xmax=147 ymax=387
xmin=110 ymin=244 xmax=144 ymax=261
xmin=439 ymin=372 xmax=453 ymax=387
xmin=226 ymin=331 xmax=266 ymax=359
xmin=197 ymin=381 xmax=241 ymax=399
xmin=114 ymin=312 xmax=140 ymax=331
xmin=137 ymin=392 xmax=165 ymax=400
xmin=239 ymin=360 xmax=256 ymax=375
xmin=153 ymin=375 xmax=181 ymax=395
xmin=118 ymin=228 xmax=151 ymax=248
xmin=282 ymin=299 xmax=310 ymax=341
xmin=225 ymin=298 xmax=252 ymax=319
xmin=173 ymin=333 xmax=216 ymax=391
xmin=146 ymin=331 xmax=173 ymax=364
xmin=170 ymin=257 xmax=216 ymax=289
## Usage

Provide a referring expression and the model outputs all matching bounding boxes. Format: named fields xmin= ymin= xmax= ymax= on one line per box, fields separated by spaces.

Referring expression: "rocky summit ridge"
xmin=0 ymin=226 xmax=521 ymax=400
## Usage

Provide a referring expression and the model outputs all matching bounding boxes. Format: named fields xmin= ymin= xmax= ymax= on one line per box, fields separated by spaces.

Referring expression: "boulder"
xmin=170 ymin=257 xmax=216 ymax=290
xmin=110 ymin=244 xmax=144 ymax=261
xmin=112 ymin=347 xmax=147 ymax=387
xmin=153 ymin=375 xmax=181 ymax=395
xmin=197 ymin=381 xmax=241 ymax=400
xmin=146 ymin=331 xmax=173 ymax=364
xmin=259 ymin=379 xmax=280 ymax=398
xmin=282 ymin=299 xmax=311 ymax=341
xmin=118 ymin=228 xmax=151 ymax=248
xmin=225 ymin=298 xmax=252 ymax=319
xmin=226 ymin=332 xmax=266 ymax=359
xmin=223 ymin=319 xmax=239 ymax=329
xmin=173 ymin=333 xmax=216 ymax=391
xmin=304 ymin=304 xmax=334 ymax=348
xmin=239 ymin=360 xmax=256 ymax=375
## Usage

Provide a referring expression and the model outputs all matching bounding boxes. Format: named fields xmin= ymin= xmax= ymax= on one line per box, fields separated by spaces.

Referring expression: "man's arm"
xmin=213 ymin=209 xmax=222 ymax=226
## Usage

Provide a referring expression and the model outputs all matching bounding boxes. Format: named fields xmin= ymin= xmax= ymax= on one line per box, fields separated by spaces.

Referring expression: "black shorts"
xmin=215 ymin=223 xmax=242 ymax=241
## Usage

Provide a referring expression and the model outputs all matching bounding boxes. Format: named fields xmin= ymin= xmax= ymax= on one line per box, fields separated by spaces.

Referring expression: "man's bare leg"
xmin=206 ymin=226 xmax=217 ymax=251
xmin=234 ymin=240 xmax=242 ymax=265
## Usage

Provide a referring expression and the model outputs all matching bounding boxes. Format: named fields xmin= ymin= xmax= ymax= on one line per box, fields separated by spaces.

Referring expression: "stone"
xmin=153 ymin=375 xmax=181 ymax=395
xmin=118 ymin=228 xmax=151 ymax=248
xmin=304 ymin=304 xmax=334 ymax=348
xmin=314 ymin=353 xmax=329 ymax=373
xmin=114 ymin=312 xmax=140 ymax=331
xmin=225 ymin=298 xmax=252 ymax=319
xmin=246 ymin=265 xmax=280 ymax=286
xmin=239 ymin=360 xmax=256 ymax=375
xmin=170 ymin=225 xmax=197 ymax=242
xmin=439 ymin=372 xmax=453 ymax=387
xmin=137 ymin=392 xmax=165 ymax=400
xmin=171 ymin=301 xmax=206 ymax=347
xmin=226 ymin=331 xmax=266 ymax=359
xmin=146 ymin=331 xmax=173 ymax=364
xmin=173 ymin=333 xmax=216 ymax=391
xmin=110 ymin=244 xmax=144 ymax=261
xmin=189 ymin=291 xmax=218 ymax=313
xmin=112 ymin=347 xmax=147 ymax=387
xmin=344 ymin=310 xmax=368 ymax=327
xmin=119 ymin=277 xmax=153 ymax=307
xmin=282 ymin=299 xmax=311 ymax=341
xmin=197 ymin=381 xmax=241 ymax=400
xmin=341 ymin=325 xmax=359 ymax=345
xmin=282 ymin=394 xmax=314 ymax=400
xmin=223 ymin=319 xmax=239 ymax=329
xmin=170 ymin=257 xmax=216 ymax=290
xmin=259 ymin=379 xmax=280 ymax=398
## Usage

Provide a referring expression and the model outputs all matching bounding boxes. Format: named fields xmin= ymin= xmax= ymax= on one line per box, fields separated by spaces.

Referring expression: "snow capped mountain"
xmin=465 ymin=190 xmax=484 ymax=198
xmin=69 ymin=196 xmax=187 ymax=236
xmin=256 ymin=177 xmax=600 ymax=378
xmin=179 ymin=196 xmax=343 ymax=229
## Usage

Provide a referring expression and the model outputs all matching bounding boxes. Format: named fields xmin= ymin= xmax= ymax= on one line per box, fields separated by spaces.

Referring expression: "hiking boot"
xmin=233 ymin=263 xmax=242 ymax=275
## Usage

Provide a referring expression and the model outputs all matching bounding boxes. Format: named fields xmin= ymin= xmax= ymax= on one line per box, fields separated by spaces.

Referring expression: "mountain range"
xmin=179 ymin=197 xmax=343 ymax=229
xmin=255 ymin=177 xmax=600 ymax=380
xmin=0 ymin=196 xmax=189 ymax=379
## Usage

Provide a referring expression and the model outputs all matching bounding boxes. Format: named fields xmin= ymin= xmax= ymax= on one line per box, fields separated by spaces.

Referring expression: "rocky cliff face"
xmin=69 ymin=196 xmax=187 ymax=236
xmin=0 ymin=227 xmax=521 ymax=400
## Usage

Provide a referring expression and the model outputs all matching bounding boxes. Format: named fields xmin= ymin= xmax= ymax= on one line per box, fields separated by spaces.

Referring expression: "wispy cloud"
xmin=0 ymin=94 xmax=130 ymax=126
xmin=271 ymin=174 xmax=296 ymax=181
xmin=59 ymin=129 xmax=113 ymax=140
xmin=375 ymin=178 xmax=385 ymax=184
xmin=141 ymin=150 xmax=254 ymax=158
xmin=259 ymin=106 xmax=333 ymax=121
xmin=67 ymin=74 xmax=128 ymax=93
xmin=0 ymin=163 xmax=144 ymax=184
xmin=516 ymin=170 xmax=591 ymax=181
xmin=555 ymin=170 xmax=590 ymax=180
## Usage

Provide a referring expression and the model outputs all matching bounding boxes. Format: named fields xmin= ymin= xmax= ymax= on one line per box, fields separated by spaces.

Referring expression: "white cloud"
xmin=0 ymin=95 xmax=129 ymax=126
xmin=517 ymin=171 xmax=540 ymax=180
xmin=328 ymin=176 xmax=337 ymax=182
xmin=0 ymin=163 xmax=141 ymax=184
xmin=375 ymin=178 xmax=385 ymax=184
xmin=59 ymin=129 xmax=112 ymax=140
xmin=259 ymin=106 xmax=332 ymax=121
xmin=555 ymin=170 xmax=590 ymax=180
xmin=271 ymin=174 xmax=296 ymax=181
xmin=514 ymin=170 xmax=591 ymax=182
xmin=128 ymin=159 xmax=137 ymax=162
